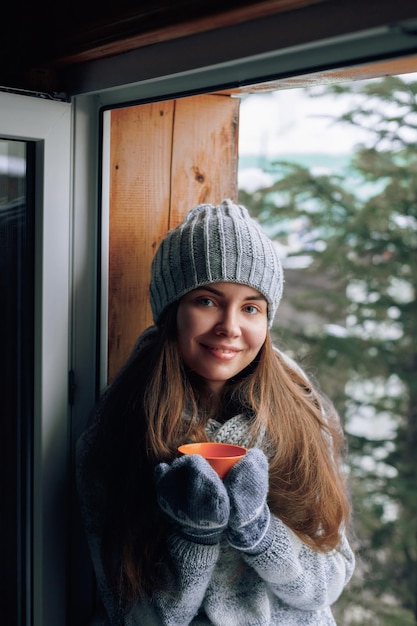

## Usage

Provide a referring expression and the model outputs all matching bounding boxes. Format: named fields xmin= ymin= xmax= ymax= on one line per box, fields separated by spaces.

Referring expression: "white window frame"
xmin=0 ymin=92 xmax=72 ymax=626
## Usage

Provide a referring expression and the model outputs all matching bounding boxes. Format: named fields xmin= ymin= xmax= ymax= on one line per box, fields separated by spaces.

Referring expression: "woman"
xmin=77 ymin=199 xmax=355 ymax=625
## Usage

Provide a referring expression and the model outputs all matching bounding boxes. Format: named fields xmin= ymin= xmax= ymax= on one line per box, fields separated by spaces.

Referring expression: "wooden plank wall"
xmin=108 ymin=93 xmax=240 ymax=381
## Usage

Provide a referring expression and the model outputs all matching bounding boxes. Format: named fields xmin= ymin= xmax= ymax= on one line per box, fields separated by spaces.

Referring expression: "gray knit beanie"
xmin=149 ymin=199 xmax=284 ymax=327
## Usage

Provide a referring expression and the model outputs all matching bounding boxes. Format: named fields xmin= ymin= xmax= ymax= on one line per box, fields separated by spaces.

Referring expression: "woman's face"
xmin=176 ymin=282 xmax=268 ymax=395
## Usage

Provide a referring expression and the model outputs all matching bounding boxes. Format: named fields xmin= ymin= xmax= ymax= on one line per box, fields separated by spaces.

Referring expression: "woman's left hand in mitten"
xmin=224 ymin=448 xmax=274 ymax=554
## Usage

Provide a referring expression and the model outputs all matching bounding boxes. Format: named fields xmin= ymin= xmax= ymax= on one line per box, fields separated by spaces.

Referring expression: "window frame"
xmin=0 ymin=92 xmax=72 ymax=626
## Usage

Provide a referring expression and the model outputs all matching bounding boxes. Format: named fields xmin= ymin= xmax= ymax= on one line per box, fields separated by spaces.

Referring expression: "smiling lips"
xmin=202 ymin=343 xmax=242 ymax=359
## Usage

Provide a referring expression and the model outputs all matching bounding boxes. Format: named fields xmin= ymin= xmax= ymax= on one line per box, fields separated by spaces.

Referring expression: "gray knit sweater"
xmin=77 ymin=407 xmax=355 ymax=626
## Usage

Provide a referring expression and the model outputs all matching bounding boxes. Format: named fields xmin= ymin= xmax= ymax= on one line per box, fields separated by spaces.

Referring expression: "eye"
xmin=244 ymin=304 xmax=259 ymax=315
xmin=197 ymin=297 xmax=215 ymax=307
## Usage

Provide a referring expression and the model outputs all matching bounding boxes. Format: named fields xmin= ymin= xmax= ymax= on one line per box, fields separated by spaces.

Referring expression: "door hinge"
xmin=68 ymin=369 xmax=77 ymax=406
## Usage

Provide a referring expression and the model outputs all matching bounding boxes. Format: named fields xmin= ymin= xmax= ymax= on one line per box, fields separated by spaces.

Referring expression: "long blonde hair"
xmin=91 ymin=303 xmax=351 ymax=605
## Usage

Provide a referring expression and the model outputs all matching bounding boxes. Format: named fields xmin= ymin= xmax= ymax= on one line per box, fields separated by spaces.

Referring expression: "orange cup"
xmin=178 ymin=442 xmax=247 ymax=479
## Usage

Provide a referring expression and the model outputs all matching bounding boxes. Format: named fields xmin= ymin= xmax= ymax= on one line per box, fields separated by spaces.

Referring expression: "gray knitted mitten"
xmin=155 ymin=454 xmax=230 ymax=545
xmin=224 ymin=448 xmax=274 ymax=554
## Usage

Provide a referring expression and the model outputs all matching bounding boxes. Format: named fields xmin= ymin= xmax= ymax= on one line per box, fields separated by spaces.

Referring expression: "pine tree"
xmin=239 ymin=75 xmax=417 ymax=625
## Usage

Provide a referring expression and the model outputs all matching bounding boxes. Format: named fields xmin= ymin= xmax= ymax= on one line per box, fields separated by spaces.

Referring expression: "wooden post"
xmin=108 ymin=93 xmax=240 ymax=381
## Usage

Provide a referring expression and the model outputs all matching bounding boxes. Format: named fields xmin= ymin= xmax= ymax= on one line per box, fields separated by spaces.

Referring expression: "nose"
xmin=214 ymin=306 xmax=241 ymax=337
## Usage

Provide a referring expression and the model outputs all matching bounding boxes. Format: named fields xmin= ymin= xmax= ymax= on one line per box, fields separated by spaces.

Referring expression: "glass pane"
xmin=0 ymin=139 xmax=35 ymax=626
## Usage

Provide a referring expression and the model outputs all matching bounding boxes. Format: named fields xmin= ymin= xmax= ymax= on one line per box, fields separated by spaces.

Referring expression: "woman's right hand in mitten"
xmin=155 ymin=454 xmax=230 ymax=545
xmin=224 ymin=448 xmax=274 ymax=555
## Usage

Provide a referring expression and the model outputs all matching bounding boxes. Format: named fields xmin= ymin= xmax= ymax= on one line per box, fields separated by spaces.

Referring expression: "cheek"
xmin=177 ymin=308 xmax=194 ymax=336
xmin=249 ymin=319 xmax=268 ymax=349
xmin=176 ymin=307 xmax=198 ymax=354
xmin=177 ymin=303 xmax=209 ymax=337
xmin=176 ymin=325 xmax=189 ymax=364
xmin=255 ymin=333 xmax=267 ymax=353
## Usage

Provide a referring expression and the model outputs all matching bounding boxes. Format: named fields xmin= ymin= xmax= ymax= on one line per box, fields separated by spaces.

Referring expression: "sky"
xmin=237 ymin=86 xmax=363 ymax=190
xmin=238 ymin=89 xmax=360 ymax=157
xmin=238 ymin=71 xmax=417 ymax=159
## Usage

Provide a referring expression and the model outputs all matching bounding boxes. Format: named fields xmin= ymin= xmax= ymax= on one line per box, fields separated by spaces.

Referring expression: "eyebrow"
xmin=194 ymin=285 xmax=267 ymax=301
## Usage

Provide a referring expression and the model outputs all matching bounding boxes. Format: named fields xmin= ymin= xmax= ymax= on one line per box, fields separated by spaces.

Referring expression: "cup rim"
xmin=177 ymin=442 xmax=247 ymax=459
